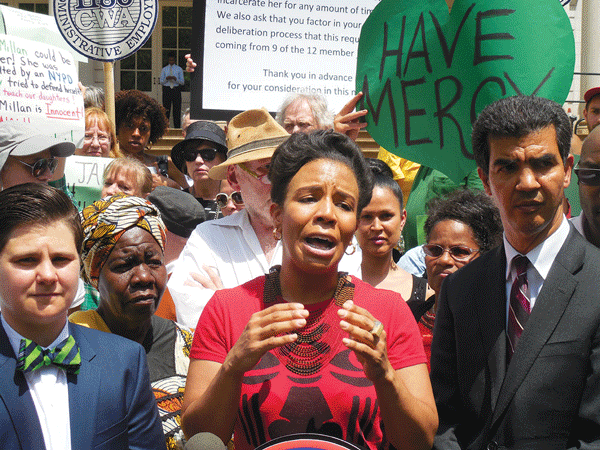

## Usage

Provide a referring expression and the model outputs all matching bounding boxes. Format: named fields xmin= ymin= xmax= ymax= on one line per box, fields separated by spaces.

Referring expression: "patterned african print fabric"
xmin=16 ymin=335 xmax=81 ymax=374
xmin=69 ymin=312 xmax=193 ymax=450
xmin=80 ymin=194 xmax=166 ymax=289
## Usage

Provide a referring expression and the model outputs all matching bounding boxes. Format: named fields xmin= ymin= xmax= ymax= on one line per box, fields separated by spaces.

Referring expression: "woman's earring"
xmin=345 ymin=243 xmax=356 ymax=255
xmin=273 ymin=228 xmax=282 ymax=241
xmin=396 ymin=235 xmax=405 ymax=253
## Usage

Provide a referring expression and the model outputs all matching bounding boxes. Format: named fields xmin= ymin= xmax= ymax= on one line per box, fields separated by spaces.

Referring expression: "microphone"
xmin=184 ymin=432 xmax=227 ymax=450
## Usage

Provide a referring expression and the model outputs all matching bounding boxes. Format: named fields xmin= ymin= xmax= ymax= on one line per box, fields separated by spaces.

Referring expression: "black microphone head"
xmin=185 ymin=432 xmax=227 ymax=450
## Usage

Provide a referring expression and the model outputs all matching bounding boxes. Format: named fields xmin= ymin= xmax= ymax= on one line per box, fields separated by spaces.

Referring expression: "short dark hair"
xmin=269 ymin=130 xmax=373 ymax=215
xmin=114 ymin=90 xmax=168 ymax=145
xmin=472 ymin=96 xmax=572 ymax=175
xmin=367 ymin=158 xmax=403 ymax=210
xmin=424 ymin=189 xmax=503 ymax=253
xmin=0 ymin=183 xmax=83 ymax=253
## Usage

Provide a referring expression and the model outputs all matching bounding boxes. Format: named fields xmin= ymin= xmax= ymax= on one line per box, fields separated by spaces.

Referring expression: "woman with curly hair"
xmin=115 ymin=89 xmax=186 ymax=189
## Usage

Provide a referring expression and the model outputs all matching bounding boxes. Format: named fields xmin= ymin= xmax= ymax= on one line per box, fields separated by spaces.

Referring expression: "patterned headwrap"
xmin=80 ymin=194 xmax=166 ymax=289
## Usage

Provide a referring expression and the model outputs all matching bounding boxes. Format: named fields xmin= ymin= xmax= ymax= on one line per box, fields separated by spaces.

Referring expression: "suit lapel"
xmin=490 ymin=229 xmax=582 ymax=427
xmin=474 ymin=246 xmax=508 ymax=412
xmin=0 ymin=321 xmax=45 ymax=450
xmin=68 ymin=323 xmax=100 ymax=450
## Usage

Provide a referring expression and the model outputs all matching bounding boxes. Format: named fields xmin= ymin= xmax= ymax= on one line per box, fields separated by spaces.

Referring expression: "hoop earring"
xmin=345 ymin=243 xmax=356 ymax=255
xmin=273 ymin=228 xmax=282 ymax=241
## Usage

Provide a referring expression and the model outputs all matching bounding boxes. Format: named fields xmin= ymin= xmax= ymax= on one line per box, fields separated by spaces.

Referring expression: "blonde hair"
xmin=85 ymin=107 xmax=121 ymax=158
xmin=103 ymin=157 xmax=153 ymax=197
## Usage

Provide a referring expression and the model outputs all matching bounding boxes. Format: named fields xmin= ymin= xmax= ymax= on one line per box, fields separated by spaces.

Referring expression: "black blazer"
xmin=431 ymin=227 xmax=600 ymax=450
xmin=0 ymin=321 xmax=166 ymax=450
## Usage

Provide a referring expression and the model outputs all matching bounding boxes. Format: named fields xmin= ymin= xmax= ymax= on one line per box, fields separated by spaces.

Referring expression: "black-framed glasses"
xmin=423 ymin=244 xmax=480 ymax=262
xmin=216 ymin=191 xmax=243 ymax=208
xmin=574 ymin=164 xmax=600 ymax=186
xmin=183 ymin=148 xmax=218 ymax=163
xmin=11 ymin=156 xmax=58 ymax=178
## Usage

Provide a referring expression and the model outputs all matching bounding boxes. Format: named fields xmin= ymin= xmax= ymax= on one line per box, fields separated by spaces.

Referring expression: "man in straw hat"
xmin=167 ymin=109 xmax=362 ymax=328
xmin=167 ymin=108 xmax=289 ymax=327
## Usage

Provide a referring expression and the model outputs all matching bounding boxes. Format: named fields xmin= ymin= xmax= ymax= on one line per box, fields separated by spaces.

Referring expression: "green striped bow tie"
xmin=16 ymin=335 xmax=81 ymax=375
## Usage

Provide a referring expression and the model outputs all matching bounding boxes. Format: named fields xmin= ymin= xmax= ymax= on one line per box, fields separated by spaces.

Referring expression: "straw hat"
xmin=208 ymin=108 xmax=289 ymax=180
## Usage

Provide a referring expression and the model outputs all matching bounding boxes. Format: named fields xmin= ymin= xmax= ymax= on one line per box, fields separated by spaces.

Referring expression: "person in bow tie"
xmin=0 ymin=183 xmax=166 ymax=450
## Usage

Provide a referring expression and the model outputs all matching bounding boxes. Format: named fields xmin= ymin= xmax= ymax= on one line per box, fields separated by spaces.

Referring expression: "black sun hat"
xmin=171 ymin=121 xmax=227 ymax=172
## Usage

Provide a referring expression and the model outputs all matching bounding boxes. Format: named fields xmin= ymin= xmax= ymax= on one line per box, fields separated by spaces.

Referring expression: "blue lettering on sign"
xmin=76 ymin=0 xmax=132 ymax=9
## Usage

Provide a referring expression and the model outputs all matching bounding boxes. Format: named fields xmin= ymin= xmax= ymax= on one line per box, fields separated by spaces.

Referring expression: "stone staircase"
xmin=147 ymin=124 xmax=381 ymax=159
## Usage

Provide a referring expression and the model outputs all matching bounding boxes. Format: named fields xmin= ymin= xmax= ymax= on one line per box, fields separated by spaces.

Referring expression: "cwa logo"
xmin=54 ymin=0 xmax=157 ymax=62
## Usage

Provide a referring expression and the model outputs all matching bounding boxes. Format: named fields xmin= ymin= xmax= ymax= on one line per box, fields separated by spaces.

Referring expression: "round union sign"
xmin=53 ymin=0 xmax=157 ymax=62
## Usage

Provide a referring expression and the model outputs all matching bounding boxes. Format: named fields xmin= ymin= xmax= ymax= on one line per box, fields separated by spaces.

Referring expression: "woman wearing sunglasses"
xmin=215 ymin=179 xmax=244 ymax=217
xmin=171 ymin=120 xmax=228 ymax=220
xmin=0 ymin=123 xmax=75 ymax=191
xmin=415 ymin=189 xmax=502 ymax=368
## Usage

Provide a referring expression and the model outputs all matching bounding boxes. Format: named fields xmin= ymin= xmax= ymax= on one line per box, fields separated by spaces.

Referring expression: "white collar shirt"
xmin=167 ymin=209 xmax=362 ymax=328
xmin=2 ymin=316 xmax=72 ymax=450
xmin=503 ymin=215 xmax=570 ymax=325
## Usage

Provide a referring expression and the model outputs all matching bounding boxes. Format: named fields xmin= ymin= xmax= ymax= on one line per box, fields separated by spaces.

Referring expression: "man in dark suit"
xmin=431 ymin=96 xmax=600 ymax=449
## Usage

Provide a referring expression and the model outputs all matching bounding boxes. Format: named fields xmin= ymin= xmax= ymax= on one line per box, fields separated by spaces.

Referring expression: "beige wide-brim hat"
xmin=208 ymin=108 xmax=289 ymax=180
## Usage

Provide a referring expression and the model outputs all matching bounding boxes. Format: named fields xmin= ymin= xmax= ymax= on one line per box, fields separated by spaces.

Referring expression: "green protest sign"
xmin=356 ymin=0 xmax=575 ymax=182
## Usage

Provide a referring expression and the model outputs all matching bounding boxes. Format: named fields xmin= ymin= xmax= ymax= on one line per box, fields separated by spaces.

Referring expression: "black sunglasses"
xmin=11 ymin=156 xmax=58 ymax=178
xmin=216 ymin=191 xmax=243 ymax=208
xmin=423 ymin=244 xmax=479 ymax=262
xmin=574 ymin=164 xmax=600 ymax=186
xmin=183 ymin=148 xmax=218 ymax=163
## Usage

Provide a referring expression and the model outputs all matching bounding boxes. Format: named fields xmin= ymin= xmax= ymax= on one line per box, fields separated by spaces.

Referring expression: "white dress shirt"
xmin=168 ymin=209 xmax=362 ymax=328
xmin=503 ymin=215 xmax=570 ymax=324
xmin=2 ymin=316 xmax=72 ymax=450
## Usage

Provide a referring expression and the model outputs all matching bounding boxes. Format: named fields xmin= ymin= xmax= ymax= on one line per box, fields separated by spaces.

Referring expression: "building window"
xmin=120 ymin=38 xmax=152 ymax=92
xmin=162 ymin=5 xmax=192 ymax=92
xmin=18 ymin=2 xmax=48 ymax=14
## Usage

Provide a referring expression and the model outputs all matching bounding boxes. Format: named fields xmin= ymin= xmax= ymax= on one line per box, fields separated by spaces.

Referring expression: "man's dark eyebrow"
xmin=491 ymin=158 xmax=515 ymax=168
xmin=533 ymin=153 xmax=558 ymax=164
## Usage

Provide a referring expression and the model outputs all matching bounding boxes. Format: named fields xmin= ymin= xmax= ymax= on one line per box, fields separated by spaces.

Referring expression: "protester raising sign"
xmin=356 ymin=0 xmax=575 ymax=182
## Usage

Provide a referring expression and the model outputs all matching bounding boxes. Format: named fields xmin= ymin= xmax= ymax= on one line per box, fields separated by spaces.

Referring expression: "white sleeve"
xmin=71 ymin=278 xmax=86 ymax=308
xmin=167 ymin=227 xmax=218 ymax=329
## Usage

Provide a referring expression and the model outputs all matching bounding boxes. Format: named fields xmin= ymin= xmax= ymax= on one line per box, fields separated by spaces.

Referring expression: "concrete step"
xmin=147 ymin=125 xmax=381 ymax=159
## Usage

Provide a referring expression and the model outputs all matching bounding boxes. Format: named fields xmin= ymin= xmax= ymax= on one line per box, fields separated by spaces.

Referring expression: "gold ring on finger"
xmin=370 ymin=320 xmax=383 ymax=338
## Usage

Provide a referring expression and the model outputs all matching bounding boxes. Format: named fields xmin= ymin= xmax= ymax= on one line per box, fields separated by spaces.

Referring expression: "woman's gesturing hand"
xmin=338 ymin=300 xmax=393 ymax=382
xmin=223 ymin=303 xmax=309 ymax=376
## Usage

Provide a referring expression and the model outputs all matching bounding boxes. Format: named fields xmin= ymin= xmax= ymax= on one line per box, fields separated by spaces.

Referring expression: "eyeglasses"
xmin=11 ymin=156 xmax=58 ymax=178
xmin=574 ymin=164 xmax=600 ymax=186
xmin=84 ymin=133 xmax=110 ymax=144
xmin=183 ymin=148 xmax=218 ymax=163
xmin=423 ymin=244 xmax=480 ymax=262
xmin=238 ymin=162 xmax=271 ymax=185
xmin=216 ymin=191 xmax=243 ymax=208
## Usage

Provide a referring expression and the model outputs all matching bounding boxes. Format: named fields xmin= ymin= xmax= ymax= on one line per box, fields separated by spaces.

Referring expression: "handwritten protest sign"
xmin=0 ymin=35 xmax=84 ymax=144
xmin=356 ymin=0 xmax=575 ymax=182
xmin=64 ymin=155 xmax=112 ymax=209
xmin=0 ymin=5 xmax=87 ymax=63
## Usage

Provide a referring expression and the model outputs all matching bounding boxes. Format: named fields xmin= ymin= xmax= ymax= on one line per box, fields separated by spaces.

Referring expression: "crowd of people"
xmin=2 ymin=75 xmax=600 ymax=450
